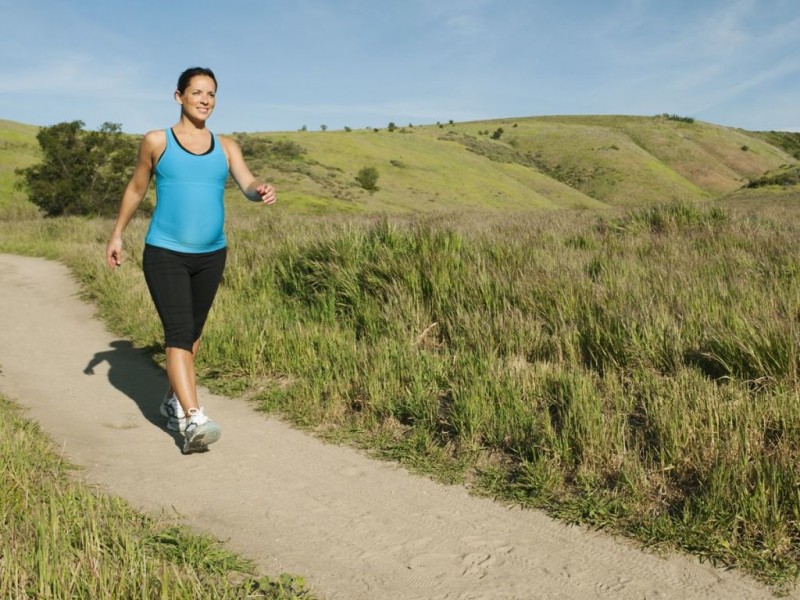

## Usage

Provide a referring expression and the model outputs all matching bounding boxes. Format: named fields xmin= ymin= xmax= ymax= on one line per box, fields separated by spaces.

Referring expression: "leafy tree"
xmin=320 ymin=124 xmax=328 ymax=132
xmin=16 ymin=120 xmax=137 ymax=217
xmin=387 ymin=122 xmax=397 ymax=132
xmin=491 ymin=127 xmax=504 ymax=140
xmin=355 ymin=166 xmax=379 ymax=191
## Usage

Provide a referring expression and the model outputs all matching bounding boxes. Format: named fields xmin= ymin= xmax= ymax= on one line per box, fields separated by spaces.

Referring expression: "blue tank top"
xmin=144 ymin=128 xmax=229 ymax=253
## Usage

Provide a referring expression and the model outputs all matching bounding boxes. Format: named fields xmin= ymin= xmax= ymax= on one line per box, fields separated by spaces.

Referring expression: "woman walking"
xmin=106 ymin=67 xmax=275 ymax=454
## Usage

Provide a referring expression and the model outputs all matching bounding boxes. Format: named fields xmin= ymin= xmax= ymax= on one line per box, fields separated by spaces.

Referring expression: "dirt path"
xmin=0 ymin=253 xmax=793 ymax=600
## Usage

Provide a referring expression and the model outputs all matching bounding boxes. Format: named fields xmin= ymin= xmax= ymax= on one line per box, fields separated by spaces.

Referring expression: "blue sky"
xmin=1 ymin=0 xmax=798 ymax=134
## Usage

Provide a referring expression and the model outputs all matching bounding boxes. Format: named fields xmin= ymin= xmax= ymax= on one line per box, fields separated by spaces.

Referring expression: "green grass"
xmin=0 ymin=394 xmax=312 ymax=599
xmin=749 ymin=130 xmax=800 ymax=160
xmin=432 ymin=115 xmax=791 ymax=202
xmin=0 ymin=119 xmax=41 ymax=219
xmin=3 ymin=197 xmax=800 ymax=591
xmin=3 ymin=113 xmax=800 ymax=592
xmin=228 ymin=115 xmax=797 ymax=211
xmin=239 ymin=126 xmax=602 ymax=212
xmin=464 ymin=117 xmax=710 ymax=204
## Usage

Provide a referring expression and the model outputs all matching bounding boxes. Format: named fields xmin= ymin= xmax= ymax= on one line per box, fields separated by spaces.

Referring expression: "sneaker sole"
xmin=183 ymin=422 xmax=222 ymax=454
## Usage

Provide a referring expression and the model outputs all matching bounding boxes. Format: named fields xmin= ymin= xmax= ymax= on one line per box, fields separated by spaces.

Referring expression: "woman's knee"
xmin=164 ymin=335 xmax=195 ymax=352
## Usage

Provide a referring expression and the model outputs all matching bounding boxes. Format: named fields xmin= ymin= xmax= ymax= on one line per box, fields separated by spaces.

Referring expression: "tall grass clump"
xmin=2 ymin=200 xmax=800 ymax=587
xmin=0 ymin=394 xmax=311 ymax=599
xmin=220 ymin=204 xmax=800 ymax=587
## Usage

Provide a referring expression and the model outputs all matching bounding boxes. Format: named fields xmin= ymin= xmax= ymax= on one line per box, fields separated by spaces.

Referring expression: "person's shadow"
xmin=83 ymin=340 xmax=183 ymax=450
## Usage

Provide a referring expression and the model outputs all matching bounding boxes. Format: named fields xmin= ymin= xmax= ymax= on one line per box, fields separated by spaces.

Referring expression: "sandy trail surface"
xmin=0 ymin=253 xmax=793 ymax=600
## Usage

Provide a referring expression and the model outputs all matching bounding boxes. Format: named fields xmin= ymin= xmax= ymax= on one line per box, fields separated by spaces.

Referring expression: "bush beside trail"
xmin=15 ymin=121 xmax=137 ymax=217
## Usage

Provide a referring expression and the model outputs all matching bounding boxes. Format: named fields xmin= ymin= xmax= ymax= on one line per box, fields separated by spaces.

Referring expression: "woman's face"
xmin=176 ymin=75 xmax=217 ymax=121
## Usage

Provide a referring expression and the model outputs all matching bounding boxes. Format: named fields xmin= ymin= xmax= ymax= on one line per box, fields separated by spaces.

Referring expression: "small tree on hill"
xmin=355 ymin=166 xmax=380 ymax=192
xmin=16 ymin=120 xmax=136 ymax=217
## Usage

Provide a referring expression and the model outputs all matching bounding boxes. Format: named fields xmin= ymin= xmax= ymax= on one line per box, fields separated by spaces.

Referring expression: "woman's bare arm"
xmin=106 ymin=131 xmax=164 ymax=268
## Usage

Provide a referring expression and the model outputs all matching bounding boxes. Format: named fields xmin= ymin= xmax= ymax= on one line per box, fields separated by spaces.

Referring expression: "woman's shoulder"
xmin=137 ymin=130 xmax=168 ymax=165
xmin=137 ymin=128 xmax=167 ymax=150
xmin=142 ymin=129 xmax=168 ymax=145
xmin=216 ymin=133 xmax=238 ymax=148
xmin=216 ymin=134 xmax=243 ymax=159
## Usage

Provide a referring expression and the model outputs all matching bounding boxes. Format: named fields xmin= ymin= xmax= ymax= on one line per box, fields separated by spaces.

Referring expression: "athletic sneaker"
xmin=183 ymin=407 xmax=222 ymax=454
xmin=159 ymin=391 xmax=186 ymax=432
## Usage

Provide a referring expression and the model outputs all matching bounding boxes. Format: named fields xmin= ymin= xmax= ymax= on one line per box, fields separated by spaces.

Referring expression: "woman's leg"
xmin=166 ymin=347 xmax=199 ymax=412
xmin=144 ymin=246 xmax=225 ymax=452
xmin=144 ymin=245 xmax=199 ymax=415
xmin=165 ymin=338 xmax=202 ymax=411
xmin=162 ymin=248 xmax=226 ymax=415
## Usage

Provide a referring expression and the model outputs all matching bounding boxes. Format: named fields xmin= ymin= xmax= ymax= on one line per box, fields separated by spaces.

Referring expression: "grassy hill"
xmin=2 ymin=115 xmax=797 ymax=218
xmin=233 ymin=114 xmax=797 ymax=215
xmin=0 ymin=119 xmax=41 ymax=218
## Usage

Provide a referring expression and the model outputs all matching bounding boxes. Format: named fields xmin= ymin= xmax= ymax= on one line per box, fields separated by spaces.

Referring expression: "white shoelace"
xmin=187 ymin=407 xmax=209 ymax=426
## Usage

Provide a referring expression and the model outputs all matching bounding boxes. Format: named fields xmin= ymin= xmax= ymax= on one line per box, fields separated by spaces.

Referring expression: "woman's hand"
xmin=106 ymin=236 xmax=122 ymax=269
xmin=255 ymin=183 xmax=276 ymax=205
xmin=221 ymin=136 xmax=277 ymax=205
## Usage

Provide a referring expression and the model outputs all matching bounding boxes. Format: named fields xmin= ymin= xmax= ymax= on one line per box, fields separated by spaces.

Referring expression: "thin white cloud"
xmin=685 ymin=55 xmax=800 ymax=116
xmin=413 ymin=0 xmax=494 ymax=41
xmin=444 ymin=13 xmax=484 ymax=37
xmin=0 ymin=57 xmax=89 ymax=94
xmin=701 ymin=0 xmax=754 ymax=51
xmin=586 ymin=1 xmax=797 ymax=113
xmin=0 ymin=54 xmax=146 ymax=97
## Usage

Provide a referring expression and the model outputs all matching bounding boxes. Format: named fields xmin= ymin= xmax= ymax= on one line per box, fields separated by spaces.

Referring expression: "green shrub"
xmin=236 ymin=137 xmax=306 ymax=162
xmin=15 ymin=121 xmax=136 ymax=217
xmin=660 ymin=113 xmax=695 ymax=124
xmin=272 ymin=140 xmax=307 ymax=160
xmin=747 ymin=166 xmax=800 ymax=188
xmin=355 ymin=166 xmax=380 ymax=191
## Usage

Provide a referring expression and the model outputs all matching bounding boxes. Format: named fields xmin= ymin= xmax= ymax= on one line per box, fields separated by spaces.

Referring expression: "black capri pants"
xmin=143 ymin=244 xmax=227 ymax=352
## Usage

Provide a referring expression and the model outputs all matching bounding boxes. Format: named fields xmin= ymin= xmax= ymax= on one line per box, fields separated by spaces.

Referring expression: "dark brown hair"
xmin=176 ymin=67 xmax=217 ymax=94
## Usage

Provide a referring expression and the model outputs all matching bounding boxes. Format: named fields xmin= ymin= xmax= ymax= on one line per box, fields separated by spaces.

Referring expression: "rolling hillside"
xmin=1 ymin=115 xmax=797 ymax=218
xmin=0 ymin=119 xmax=41 ymax=218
